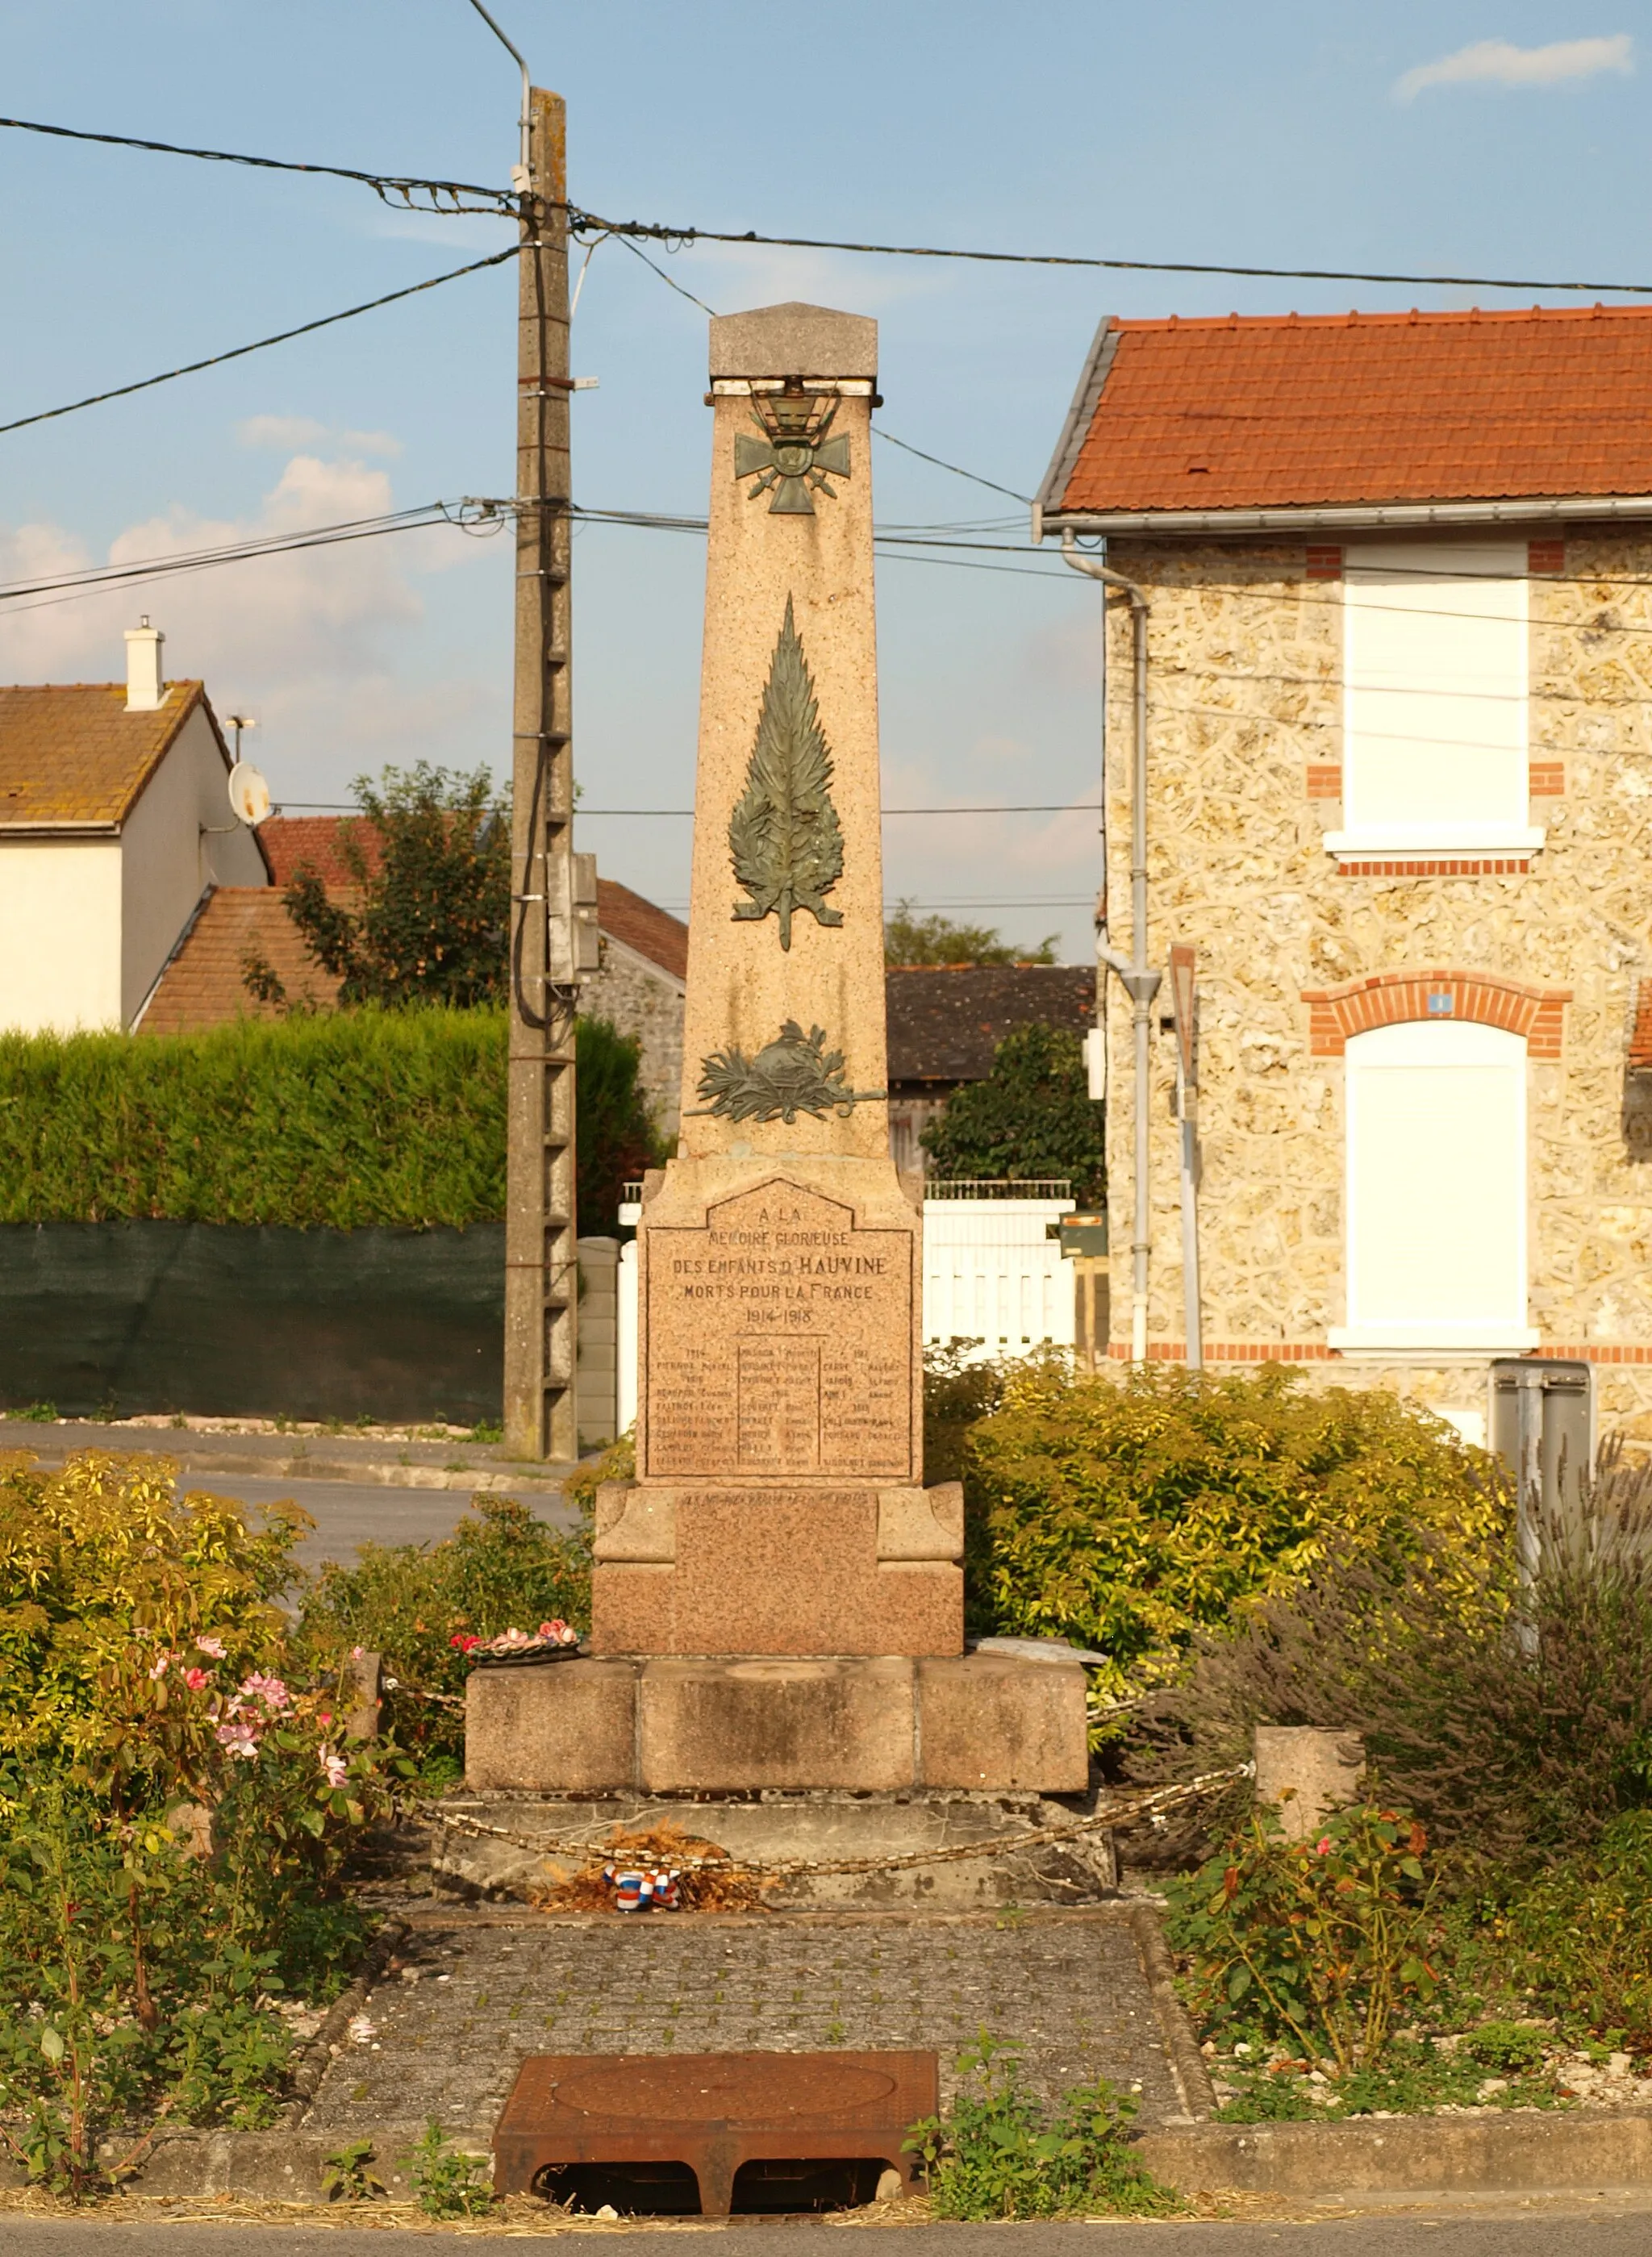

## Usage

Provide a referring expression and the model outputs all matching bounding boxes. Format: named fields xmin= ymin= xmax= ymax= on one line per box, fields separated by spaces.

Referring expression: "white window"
xmin=1325 ymin=540 xmax=1542 ymax=858
xmin=1329 ymin=1017 xmax=1537 ymax=1354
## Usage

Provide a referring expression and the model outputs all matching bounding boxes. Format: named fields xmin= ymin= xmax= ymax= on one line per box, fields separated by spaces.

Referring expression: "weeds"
xmin=323 ymin=2138 xmax=388 ymax=2201
xmin=403 ymin=2121 xmax=494 ymax=2218
xmin=904 ymin=2035 xmax=1182 ymax=2220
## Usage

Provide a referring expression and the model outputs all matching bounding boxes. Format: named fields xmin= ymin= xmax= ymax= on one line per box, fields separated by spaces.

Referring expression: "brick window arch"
xmin=1301 ymin=969 xmax=1571 ymax=1058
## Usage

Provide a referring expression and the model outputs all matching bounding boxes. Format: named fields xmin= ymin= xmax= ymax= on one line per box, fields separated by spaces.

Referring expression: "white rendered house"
xmin=0 ymin=623 xmax=269 ymax=1033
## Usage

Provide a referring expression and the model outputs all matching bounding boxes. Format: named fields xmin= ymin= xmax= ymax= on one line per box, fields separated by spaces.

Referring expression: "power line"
xmin=0 ymin=113 xmax=514 ymax=214
xmin=871 ymin=427 xmax=1031 ymax=504
xmin=0 ymin=503 xmax=490 ymax=610
xmin=13 ymin=114 xmax=1652 ymax=299
xmin=571 ymin=204 xmax=1652 ymax=302
xmin=0 ymin=248 xmax=519 ymax=438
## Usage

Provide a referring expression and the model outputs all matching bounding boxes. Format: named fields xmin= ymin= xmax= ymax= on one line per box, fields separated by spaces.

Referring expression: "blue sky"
xmin=2 ymin=3 xmax=1648 ymax=957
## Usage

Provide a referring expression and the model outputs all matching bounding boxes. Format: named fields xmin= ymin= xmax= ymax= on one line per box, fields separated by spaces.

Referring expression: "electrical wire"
xmin=0 ymin=248 xmax=519 ymax=438
xmin=871 ymin=428 xmax=1030 ymax=504
xmin=571 ymin=204 xmax=1652 ymax=302
xmin=0 ymin=113 xmax=514 ymax=213
xmin=17 ymin=111 xmax=1652 ymax=298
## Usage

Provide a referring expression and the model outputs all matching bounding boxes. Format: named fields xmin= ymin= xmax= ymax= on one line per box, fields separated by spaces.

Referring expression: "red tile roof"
xmin=140 ymin=889 xmax=340 ymax=1034
xmin=0 ymin=682 xmax=211 ymax=828
xmin=1045 ymin=307 xmax=1652 ymax=519
xmin=257 ymin=813 xmax=382 ymax=888
xmin=597 ymin=878 xmax=687 ymax=982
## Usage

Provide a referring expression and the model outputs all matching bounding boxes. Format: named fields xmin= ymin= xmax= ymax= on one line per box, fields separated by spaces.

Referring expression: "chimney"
xmin=124 ymin=616 xmax=165 ymax=711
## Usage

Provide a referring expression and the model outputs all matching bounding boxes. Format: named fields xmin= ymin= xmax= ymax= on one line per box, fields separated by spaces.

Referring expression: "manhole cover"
xmin=494 ymin=2050 xmax=937 ymax=2217
xmin=556 ymin=2059 xmax=898 ymax=2123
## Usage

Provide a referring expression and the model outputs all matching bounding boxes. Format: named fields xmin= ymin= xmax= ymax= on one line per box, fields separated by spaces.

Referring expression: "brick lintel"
xmin=1300 ymin=967 xmax=1573 ymax=1058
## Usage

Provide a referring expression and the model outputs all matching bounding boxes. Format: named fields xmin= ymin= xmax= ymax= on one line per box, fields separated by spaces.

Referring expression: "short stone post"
xmin=1253 ymin=1725 xmax=1366 ymax=1840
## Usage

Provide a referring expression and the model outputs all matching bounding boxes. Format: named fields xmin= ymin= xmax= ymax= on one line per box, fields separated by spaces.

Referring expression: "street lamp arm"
xmin=463 ymin=0 xmax=532 ymax=184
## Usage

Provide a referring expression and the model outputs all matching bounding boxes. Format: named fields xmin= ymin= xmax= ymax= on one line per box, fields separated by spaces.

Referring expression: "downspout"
xmin=1061 ymin=534 xmax=1159 ymax=1362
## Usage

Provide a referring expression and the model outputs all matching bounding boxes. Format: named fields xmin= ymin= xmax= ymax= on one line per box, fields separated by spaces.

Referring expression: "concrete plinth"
xmin=465 ymin=1649 xmax=1089 ymax=1795
xmin=590 ymin=1479 xmax=964 ymax=1656
xmin=436 ymin=1789 xmax=1117 ymax=1908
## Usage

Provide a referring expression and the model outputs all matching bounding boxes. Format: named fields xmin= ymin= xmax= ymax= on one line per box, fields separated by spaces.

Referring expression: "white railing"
xmin=612 ymin=1182 xmax=1078 ymax=1428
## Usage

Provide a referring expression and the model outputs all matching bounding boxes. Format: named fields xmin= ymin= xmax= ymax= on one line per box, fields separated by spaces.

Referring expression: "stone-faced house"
xmin=1036 ymin=305 xmax=1652 ymax=1441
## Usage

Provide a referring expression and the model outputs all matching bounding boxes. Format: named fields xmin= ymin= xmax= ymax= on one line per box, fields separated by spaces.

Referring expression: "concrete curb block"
xmin=103 ymin=2127 xmax=490 ymax=2203
xmin=48 ymin=2105 xmax=1652 ymax=2205
xmin=1137 ymin=2108 xmax=1652 ymax=2198
xmin=277 ymin=1919 xmax=409 ymax=2126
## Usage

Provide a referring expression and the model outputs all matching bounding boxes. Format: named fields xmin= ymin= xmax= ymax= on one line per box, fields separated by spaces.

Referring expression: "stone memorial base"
xmin=465 ymin=1649 xmax=1089 ymax=1795
xmin=589 ymin=1481 xmax=964 ymax=1655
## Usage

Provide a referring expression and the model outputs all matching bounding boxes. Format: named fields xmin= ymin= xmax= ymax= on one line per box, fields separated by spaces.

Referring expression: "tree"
xmin=576 ymin=1016 xmax=667 ymax=1229
xmin=884 ymin=899 xmax=1057 ymax=966
xmin=248 ymin=762 xmax=510 ymax=1010
xmin=921 ymin=1022 xmax=1104 ymax=1201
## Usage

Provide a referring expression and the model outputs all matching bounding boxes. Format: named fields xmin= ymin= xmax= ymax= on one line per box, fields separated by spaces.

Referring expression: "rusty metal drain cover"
xmin=494 ymin=2050 xmax=937 ymax=2215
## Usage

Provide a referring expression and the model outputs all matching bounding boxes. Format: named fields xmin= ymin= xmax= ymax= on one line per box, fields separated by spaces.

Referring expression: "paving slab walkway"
xmin=298 ymin=1907 xmax=1195 ymax=2142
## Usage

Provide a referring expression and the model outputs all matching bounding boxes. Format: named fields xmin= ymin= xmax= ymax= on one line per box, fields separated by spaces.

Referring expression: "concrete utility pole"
xmin=503 ymin=85 xmax=598 ymax=1460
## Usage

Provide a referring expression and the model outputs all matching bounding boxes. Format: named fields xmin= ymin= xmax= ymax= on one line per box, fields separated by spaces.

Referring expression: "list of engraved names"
xmin=643 ymin=1183 xmax=914 ymax=1479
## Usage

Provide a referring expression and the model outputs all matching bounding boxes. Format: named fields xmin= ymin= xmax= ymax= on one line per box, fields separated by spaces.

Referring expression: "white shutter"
xmin=1327 ymin=540 xmax=1540 ymax=856
xmin=1329 ymin=1017 xmax=1537 ymax=1353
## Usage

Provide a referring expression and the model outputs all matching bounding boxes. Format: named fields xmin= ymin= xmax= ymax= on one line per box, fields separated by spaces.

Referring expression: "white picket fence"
xmin=615 ymin=1181 xmax=1075 ymax=1434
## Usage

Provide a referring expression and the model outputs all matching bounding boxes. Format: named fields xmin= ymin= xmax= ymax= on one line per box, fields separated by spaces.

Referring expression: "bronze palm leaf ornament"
xmin=728 ymin=596 xmax=845 ymax=950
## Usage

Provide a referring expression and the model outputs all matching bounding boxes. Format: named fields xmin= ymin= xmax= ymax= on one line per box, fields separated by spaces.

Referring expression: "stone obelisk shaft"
xmin=677 ymin=304 xmax=888 ymax=1161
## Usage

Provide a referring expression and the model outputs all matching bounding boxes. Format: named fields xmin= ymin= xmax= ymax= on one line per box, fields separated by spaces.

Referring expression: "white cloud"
xmin=237 ymin=415 xmax=402 ymax=457
xmin=0 ymin=453 xmax=499 ymax=799
xmin=1395 ymin=33 xmax=1633 ymax=100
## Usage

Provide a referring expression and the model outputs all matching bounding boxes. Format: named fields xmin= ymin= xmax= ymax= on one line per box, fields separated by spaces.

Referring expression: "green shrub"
xmin=0 ymin=1008 xmax=663 ymax=1232
xmin=965 ymin=1362 xmax=1507 ymax=1695
xmin=0 ymin=1450 xmax=394 ymax=2189
xmin=904 ymin=2035 xmax=1181 ymax=2219
xmin=1452 ymin=1814 xmax=1652 ymax=2042
xmin=921 ymin=1024 xmax=1104 ymax=1202
xmin=299 ymin=1494 xmax=591 ymax=1779
xmin=1138 ymin=1450 xmax=1652 ymax=1867
xmin=1165 ymin=1802 xmax=1438 ymax=2075
xmin=0 ymin=1009 xmax=505 ymax=1228
xmin=923 ymin=1342 xmax=1009 ymax=1491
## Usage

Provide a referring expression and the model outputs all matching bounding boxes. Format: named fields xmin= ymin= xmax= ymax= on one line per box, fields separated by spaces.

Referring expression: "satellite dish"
xmin=227 ymin=762 xmax=271 ymax=826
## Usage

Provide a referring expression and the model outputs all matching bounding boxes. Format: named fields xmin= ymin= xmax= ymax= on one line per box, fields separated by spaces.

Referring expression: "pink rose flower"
xmin=239 ymin=1672 xmax=290 ymax=1712
xmin=195 ymin=1634 xmax=226 ymax=1659
xmin=319 ymin=1747 xmax=349 ymax=1789
xmin=1315 ymin=1836 xmax=1333 ymax=1856
xmin=184 ymin=1667 xmax=212 ymax=1692
xmin=148 ymin=1654 xmax=172 ymax=1681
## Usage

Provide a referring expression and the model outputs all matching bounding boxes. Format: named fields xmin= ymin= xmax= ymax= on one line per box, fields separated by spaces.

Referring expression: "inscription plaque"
xmin=643 ymin=1181 xmax=915 ymax=1481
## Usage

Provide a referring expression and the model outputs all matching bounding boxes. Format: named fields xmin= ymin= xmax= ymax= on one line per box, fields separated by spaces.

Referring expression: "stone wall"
xmin=1101 ymin=532 xmax=1652 ymax=1434
xmin=581 ymin=936 xmax=686 ymax=1141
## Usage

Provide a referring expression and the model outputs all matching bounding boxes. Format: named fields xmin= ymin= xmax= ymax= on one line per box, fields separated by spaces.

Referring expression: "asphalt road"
xmin=9 ymin=2205 xmax=1652 ymax=2253
xmin=174 ymin=1474 xmax=581 ymax=1576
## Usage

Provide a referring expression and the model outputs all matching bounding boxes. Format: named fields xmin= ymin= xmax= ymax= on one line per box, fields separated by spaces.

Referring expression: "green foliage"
xmin=403 ymin=2121 xmax=495 ymax=2218
xmin=922 ymin=1024 xmax=1104 ymax=1203
xmin=923 ymin=1342 xmax=1009 ymax=1489
xmin=0 ymin=1008 xmax=663 ymax=1233
xmin=965 ymin=1362 xmax=1506 ymax=1694
xmin=1167 ymin=1802 xmax=1439 ymax=2076
xmin=0 ymin=1009 xmax=506 ymax=1227
xmin=1453 ymin=1814 xmax=1652 ymax=2042
xmin=1140 ymin=1451 xmax=1652 ymax=1867
xmin=904 ymin=2035 xmax=1182 ymax=2220
xmin=300 ymin=1494 xmax=592 ymax=1777
xmin=885 ymin=900 xmax=1057 ymax=966
xmin=0 ymin=1451 xmax=396 ymax=2188
xmin=273 ymin=762 xmax=509 ymax=1010
xmin=323 ymin=2138 xmax=389 ymax=2201
xmin=576 ymin=1016 xmax=667 ymax=1231
xmin=1465 ymin=2018 xmax=1549 ymax=2075
xmin=1212 ymin=2035 xmax=1559 ymax=2122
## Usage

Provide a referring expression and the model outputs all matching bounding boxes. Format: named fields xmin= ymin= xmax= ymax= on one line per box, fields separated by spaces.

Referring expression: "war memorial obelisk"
xmin=468 ymin=303 xmax=1087 ymax=1796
